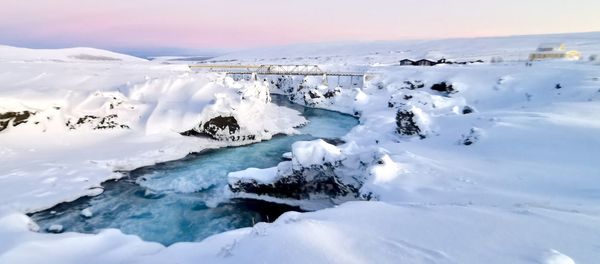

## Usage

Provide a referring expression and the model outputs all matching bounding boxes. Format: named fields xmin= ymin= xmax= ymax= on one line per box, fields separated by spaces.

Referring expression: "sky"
xmin=1 ymin=0 xmax=599 ymax=56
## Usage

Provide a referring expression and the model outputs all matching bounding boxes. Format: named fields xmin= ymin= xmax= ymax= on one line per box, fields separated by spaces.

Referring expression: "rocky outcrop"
xmin=401 ymin=80 xmax=425 ymax=90
xmin=228 ymin=140 xmax=367 ymax=202
xmin=396 ymin=109 xmax=424 ymax=138
xmin=202 ymin=116 xmax=240 ymax=137
xmin=0 ymin=111 xmax=34 ymax=132
xmin=66 ymin=114 xmax=130 ymax=130
xmin=431 ymin=81 xmax=456 ymax=95
xmin=229 ymin=161 xmax=360 ymax=200
xmin=182 ymin=115 xmax=257 ymax=141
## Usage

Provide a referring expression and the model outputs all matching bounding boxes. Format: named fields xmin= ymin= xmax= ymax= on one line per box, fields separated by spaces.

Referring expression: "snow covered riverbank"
xmin=2 ymin=32 xmax=600 ymax=264
xmin=0 ymin=45 xmax=306 ymax=214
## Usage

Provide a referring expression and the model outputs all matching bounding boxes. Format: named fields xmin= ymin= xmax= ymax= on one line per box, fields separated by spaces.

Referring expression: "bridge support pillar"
xmin=321 ymin=74 xmax=328 ymax=86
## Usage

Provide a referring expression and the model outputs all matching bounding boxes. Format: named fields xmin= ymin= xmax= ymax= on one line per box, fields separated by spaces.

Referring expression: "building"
xmin=529 ymin=43 xmax=581 ymax=61
xmin=414 ymin=59 xmax=437 ymax=66
xmin=399 ymin=59 xmax=415 ymax=66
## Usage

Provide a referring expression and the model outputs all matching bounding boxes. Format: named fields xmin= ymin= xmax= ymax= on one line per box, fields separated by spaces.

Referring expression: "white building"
xmin=529 ymin=43 xmax=581 ymax=61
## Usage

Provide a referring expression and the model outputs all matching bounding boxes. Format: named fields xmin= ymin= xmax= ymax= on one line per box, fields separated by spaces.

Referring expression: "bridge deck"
xmin=189 ymin=64 xmax=365 ymax=77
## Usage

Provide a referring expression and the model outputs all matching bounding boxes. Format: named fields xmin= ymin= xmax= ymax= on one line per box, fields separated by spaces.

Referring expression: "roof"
xmin=537 ymin=43 xmax=565 ymax=51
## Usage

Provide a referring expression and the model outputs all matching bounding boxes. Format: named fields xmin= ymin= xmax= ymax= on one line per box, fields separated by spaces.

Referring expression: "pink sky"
xmin=1 ymin=0 xmax=599 ymax=52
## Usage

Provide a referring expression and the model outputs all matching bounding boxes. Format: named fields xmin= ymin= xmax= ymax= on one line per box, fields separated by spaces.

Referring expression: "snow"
xmin=0 ymin=48 xmax=306 ymax=213
xmin=80 ymin=208 xmax=93 ymax=218
xmin=0 ymin=45 xmax=146 ymax=62
xmin=2 ymin=31 xmax=600 ymax=263
xmin=542 ymin=250 xmax=576 ymax=264
xmin=291 ymin=139 xmax=342 ymax=167
xmin=228 ymin=167 xmax=279 ymax=185
xmin=47 ymin=224 xmax=63 ymax=233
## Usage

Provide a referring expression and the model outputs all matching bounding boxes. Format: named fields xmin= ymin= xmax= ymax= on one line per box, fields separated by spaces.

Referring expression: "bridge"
xmin=189 ymin=64 xmax=364 ymax=76
xmin=189 ymin=64 xmax=367 ymax=86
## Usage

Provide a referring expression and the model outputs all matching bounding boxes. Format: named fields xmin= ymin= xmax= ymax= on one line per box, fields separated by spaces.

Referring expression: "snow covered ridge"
xmin=214 ymin=31 xmax=600 ymax=64
xmin=0 ymin=65 xmax=305 ymax=139
xmin=0 ymin=45 xmax=146 ymax=62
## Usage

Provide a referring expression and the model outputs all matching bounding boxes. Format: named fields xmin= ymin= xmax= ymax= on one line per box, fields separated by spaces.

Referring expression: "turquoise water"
xmin=30 ymin=95 xmax=358 ymax=246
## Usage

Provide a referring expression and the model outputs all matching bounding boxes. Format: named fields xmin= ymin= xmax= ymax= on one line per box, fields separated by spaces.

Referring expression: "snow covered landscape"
xmin=1 ymin=30 xmax=600 ymax=264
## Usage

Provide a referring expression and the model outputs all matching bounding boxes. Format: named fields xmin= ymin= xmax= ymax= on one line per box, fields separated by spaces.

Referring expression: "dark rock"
xmin=396 ymin=110 xmax=422 ymax=137
xmin=66 ymin=114 xmax=129 ymax=130
xmin=229 ymin=162 xmax=361 ymax=200
xmin=431 ymin=82 xmax=456 ymax=94
xmin=183 ymin=116 xmax=257 ymax=142
xmin=308 ymin=90 xmax=321 ymax=99
xmin=0 ymin=111 xmax=34 ymax=132
xmin=321 ymin=137 xmax=346 ymax=146
xmin=179 ymin=129 xmax=207 ymax=137
xmin=402 ymin=80 xmax=425 ymax=90
xmin=462 ymin=106 xmax=475 ymax=114
xmin=202 ymin=116 xmax=240 ymax=136
xmin=323 ymin=88 xmax=341 ymax=98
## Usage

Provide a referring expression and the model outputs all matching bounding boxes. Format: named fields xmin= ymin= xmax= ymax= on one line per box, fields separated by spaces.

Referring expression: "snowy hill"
xmin=214 ymin=31 xmax=600 ymax=64
xmin=0 ymin=45 xmax=147 ymax=62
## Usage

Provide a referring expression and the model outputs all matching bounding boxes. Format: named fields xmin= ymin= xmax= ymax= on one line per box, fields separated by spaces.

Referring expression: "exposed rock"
xmin=396 ymin=109 xmax=423 ymax=138
xmin=462 ymin=106 xmax=475 ymax=114
xmin=202 ymin=116 xmax=240 ymax=136
xmin=0 ymin=111 xmax=34 ymax=132
xmin=66 ymin=114 xmax=130 ymax=130
xmin=431 ymin=81 xmax=456 ymax=94
xmin=184 ymin=115 xmax=258 ymax=142
xmin=323 ymin=88 xmax=341 ymax=98
xmin=401 ymin=80 xmax=425 ymax=90
xmin=229 ymin=161 xmax=361 ymax=200
xmin=308 ymin=90 xmax=321 ymax=99
xmin=229 ymin=140 xmax=368 ymax=202
xmin=321 ymin=137 xmax=346 ymax=146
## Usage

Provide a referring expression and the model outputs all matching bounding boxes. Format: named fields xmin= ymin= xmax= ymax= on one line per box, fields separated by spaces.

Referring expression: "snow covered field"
xmin=1 ymin=32 xmax=600 ymax=263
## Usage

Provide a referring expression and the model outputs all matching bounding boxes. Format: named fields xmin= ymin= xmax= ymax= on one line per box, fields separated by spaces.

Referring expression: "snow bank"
xmin=0 ymin=48 xmax=305 ymax=213
xmin=228 ymin=167 xmax=279 ymax=185
xmin=291 ymin=139 xmax=343 ymax=167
